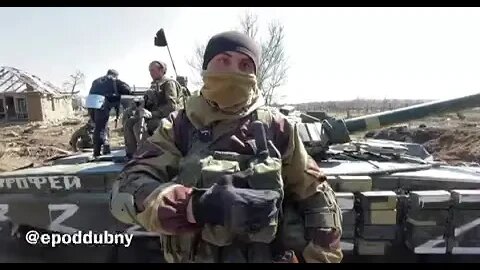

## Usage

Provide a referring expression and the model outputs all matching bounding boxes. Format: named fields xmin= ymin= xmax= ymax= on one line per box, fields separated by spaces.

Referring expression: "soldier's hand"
xmin=190 ymin=173 xmax=281 ymax=234
xmin=138 ymin=108 xmax=152 ymax=119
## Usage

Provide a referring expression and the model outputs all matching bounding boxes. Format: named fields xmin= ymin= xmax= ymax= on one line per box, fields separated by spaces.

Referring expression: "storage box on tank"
xmin=360 ymin=210 xmax=397 ymax=225
xmin=356 ymin=239 xmax=392 ymax=256
xmin=335 ymin=192 xmax=355 ymax=210
xmin=341 ymin=209 xmax=356 ymax=238
xmin=342 ymin=226 xmax=355 ymax=239
xmin=451 ymin=190 xmax=480 ymax=210
xmin=408 ymin=190 xmax=451 ymax=210
xmin=404 ymin=222 xmax=447 ymax=254
xmin=327 ymin=175 xmax=372 ymax=192
xmin=450 ymin=209 xmax=480 ymax=254
xmin=359 ymin=191 xmax=397 ymax=211
xmin=357 ymin=225 xmax=397 ymax=240
xmin=338 ymin=193 xmax=356 ymax=239
xmin=342 ymin=209 xmax=356 ymax=225
xmin=406 ymin=209 xmax=449 ymax=227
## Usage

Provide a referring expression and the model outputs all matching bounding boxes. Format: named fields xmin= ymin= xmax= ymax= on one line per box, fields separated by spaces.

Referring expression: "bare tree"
xmin=63 ymin=70 xmax=85 ymax=95
xmin=187 ymin=12 xmax=289 ymax=105
xmin=186 ymin=43 xmax=206 ymax=88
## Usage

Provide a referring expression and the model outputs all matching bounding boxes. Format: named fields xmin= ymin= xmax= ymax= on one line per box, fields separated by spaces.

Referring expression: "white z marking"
xmin=0 ymin=204 xmax=9 ymax=222
xmin=48 ymin=204 xmax=79 ymax=234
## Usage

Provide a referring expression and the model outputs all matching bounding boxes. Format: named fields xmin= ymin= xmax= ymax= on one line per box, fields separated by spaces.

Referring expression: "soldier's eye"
xmin=240 ymin=61 xmax=254 ymax=73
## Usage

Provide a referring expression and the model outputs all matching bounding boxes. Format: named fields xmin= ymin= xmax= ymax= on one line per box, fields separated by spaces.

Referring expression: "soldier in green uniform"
xmin=111 ymin=31 xmax=343 ymax=263
xmin=123 ymin=61 xmax=184 ymax=159
xmin=69 ymin=119 xmax=95 ymax=152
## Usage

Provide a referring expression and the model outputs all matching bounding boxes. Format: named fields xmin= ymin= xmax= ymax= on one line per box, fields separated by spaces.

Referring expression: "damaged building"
xmin=0 ymin=66 xmax=74 ymax=122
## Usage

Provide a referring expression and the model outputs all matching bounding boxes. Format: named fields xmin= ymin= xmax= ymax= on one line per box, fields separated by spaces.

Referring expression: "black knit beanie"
xmin=202 ymin=31 xmax=261 ymax=74
xmin=107 ymin=69 xmax=119 ymax=77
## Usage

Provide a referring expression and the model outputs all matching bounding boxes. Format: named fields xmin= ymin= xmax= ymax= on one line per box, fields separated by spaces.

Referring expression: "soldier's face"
xmin=206 ymin=51 xmax=255 ymax=75
xmin=149 ymin=64 xmax=165 ymax=80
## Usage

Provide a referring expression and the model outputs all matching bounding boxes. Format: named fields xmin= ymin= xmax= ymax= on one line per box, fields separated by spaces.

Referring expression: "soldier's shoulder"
xmin=162 ymin=79 xmax=179 ymax=89
xmin=256 ymin=105 xmax=288 ymax=123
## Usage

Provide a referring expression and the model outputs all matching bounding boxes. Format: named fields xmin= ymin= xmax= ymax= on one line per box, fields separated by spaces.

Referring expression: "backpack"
xmin=155 ymin=78 xmax=191 ymax=110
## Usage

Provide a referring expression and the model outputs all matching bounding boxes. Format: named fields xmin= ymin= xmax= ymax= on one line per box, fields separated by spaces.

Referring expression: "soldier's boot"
xmin=93 ymin=144 xmax=102 ymax=158
xmin=102 ymin=144 xmax=111 ymax=155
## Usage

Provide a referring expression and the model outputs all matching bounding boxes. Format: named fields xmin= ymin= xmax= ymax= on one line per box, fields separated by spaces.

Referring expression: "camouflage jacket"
xmin=116 ymin=95 xmax=343 ymax=263
xmin=69 ymin=124 xmax=93 ymax=152
xmin=143 ymin=78 xmax=181 ymax=119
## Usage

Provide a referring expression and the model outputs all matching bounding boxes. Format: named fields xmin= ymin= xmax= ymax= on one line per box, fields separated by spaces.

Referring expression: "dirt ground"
xmin=0 ymin=111 xmax=124 ymax=172
xmin=364 ymin=111 xmax=480 ymax=165
xmin=0 ymin=109 xmax=479 ymax=172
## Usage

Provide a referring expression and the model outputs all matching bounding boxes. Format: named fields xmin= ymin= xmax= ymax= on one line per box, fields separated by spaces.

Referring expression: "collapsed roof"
xmin=0 ymin=66 xmax=70 ymax=97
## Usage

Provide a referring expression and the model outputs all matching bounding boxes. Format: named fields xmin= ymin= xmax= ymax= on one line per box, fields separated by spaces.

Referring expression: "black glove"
xmin=192 ymin=172 xmax=280 ymax=234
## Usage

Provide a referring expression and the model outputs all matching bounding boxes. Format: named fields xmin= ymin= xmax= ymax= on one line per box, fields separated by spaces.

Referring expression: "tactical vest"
xmin=162 ymin=107 xmax=285 ymax=263
xmin=148 ymin=79 xmax=188 ymax=110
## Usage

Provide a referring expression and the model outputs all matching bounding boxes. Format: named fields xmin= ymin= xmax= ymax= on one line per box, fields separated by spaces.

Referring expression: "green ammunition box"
xmin=409 ymin=190 xmax=451 ymax=210
xmin=452 ymin=209 xmax=480 ymax=227
xmin=451 ymin=225 xmax=480 ymax=255
xmin=342 ymin=209 xmax=356 ymax=225
xmin=327 ymin=176 xmax=372 ymax=192
xmin=361 ymin=210 xmax=397 ymax=225
xmin=359 ymin=191 xmax=397 ymax=210
xmin=451 ymin=190 xmax=480 ymax=209
xmin=406 ymin=209 xmax=449 ymax=227
xmin=335 ymin=192 xmax=355 ymax=210
xmin=450 ymin=229 xmax=480 ymax=255
xmin=342 ymin=225 xmax=355 ymax=239
xmin=357 ymin=225 xmax=397 ymax=240
xmin=451 ymin=209 xmax=480 ymax=253
xmin=356 ymin=239 xmax=392 ymax=255
xmin=405 ymin=222 xmax=447 ymax=254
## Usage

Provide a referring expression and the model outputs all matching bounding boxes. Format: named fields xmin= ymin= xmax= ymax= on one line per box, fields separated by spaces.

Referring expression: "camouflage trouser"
xmin=124 ymin=117 xmax=143 ymax=157
xmin=124 ymin=117 xmax=161 ymax=157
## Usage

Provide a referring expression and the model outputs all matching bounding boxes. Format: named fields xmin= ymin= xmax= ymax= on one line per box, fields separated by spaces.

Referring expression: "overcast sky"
xmin=1 ymin=7 xmax=480 ymax=103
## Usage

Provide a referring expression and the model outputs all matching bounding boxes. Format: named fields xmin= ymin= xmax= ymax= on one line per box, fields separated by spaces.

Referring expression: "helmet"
xmin=85 ymin=94 xmax=106 ymax=109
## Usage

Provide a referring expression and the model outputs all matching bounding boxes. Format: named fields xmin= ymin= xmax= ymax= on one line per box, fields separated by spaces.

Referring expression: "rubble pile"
xmin=0 ymin=115 xmax=125 ymax=171
xmin=365 ymin=124 xmax=480 ymax=164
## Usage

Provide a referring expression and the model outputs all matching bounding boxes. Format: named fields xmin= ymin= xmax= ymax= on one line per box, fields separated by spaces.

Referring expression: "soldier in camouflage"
xmin=123 ymin=61 xmax=184 ymax=159
xmin=69 ymin=119 xmax=95 ymax=152
xmin=110 ymin=31 xmax=343 ymax=263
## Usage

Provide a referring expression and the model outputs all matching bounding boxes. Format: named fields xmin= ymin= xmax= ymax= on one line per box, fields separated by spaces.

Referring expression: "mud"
xmin=365 ymin=124 xmax=480 ymax=164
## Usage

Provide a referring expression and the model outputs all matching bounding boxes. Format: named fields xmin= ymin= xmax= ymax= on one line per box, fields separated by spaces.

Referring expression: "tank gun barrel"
xmin=344 ymin=91 xmax=480 ymax=133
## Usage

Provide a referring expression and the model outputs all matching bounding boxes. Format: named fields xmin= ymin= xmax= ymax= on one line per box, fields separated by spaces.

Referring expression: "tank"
xmin=0 ymin=92 xmax=480 ymax=263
